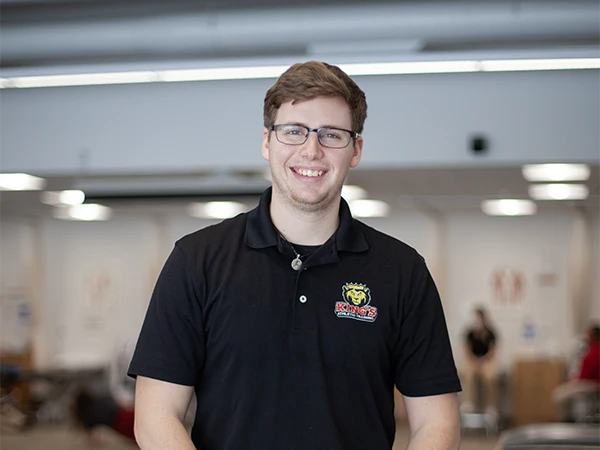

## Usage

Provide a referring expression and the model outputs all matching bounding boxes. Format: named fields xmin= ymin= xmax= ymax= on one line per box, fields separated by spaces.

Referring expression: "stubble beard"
xmin=271 ymin=171 xmax=341 ymax=214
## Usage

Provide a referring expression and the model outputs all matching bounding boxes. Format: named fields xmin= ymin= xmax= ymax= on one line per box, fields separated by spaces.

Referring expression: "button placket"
xmin=291 ymin=269 xmax=316 ymax=331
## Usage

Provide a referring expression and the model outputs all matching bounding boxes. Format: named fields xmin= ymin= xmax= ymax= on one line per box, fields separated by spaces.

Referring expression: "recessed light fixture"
xmin=522 ymin=163 xmax=590 ymax=182
xmin=528 ymin=184 xmax=589 ymax=201
xmin=53 ymin=203 xmax=113 ymax=221
xmin=481 ymin=199 xmax=537 ymax=216
xmin=349 ymin=199 xmax=390 ymax=218
xmin=0 ymin=173 xmax=46 ymax=191
xmin=341 ymin=185 xmax=368 ymax=201
xmin=41 ymin=190 xmax=85 ymax=206
xmin=188 ymin=201 xmax=247 ymax=219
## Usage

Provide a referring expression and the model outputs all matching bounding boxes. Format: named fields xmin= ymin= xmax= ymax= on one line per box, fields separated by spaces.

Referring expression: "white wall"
xmin=1 ymin=70 xmax=598 ymax=174
xmin=0 ymin=219 xmax=37 ymax=355
xmin=39 ymin=217 xmax=160 ymax=368
xmin=1 ymin=207 xmax=597 ymax=372
xmin=444 ymin=211 xmax=585 ymax=372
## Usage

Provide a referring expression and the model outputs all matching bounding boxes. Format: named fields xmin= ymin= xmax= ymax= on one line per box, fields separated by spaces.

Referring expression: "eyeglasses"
xmin=269 ymin=124 xmax=359 ymax=149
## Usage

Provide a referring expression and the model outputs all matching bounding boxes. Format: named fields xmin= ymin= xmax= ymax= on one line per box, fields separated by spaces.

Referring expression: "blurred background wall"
xmin=2 ymin=202 xmax=598 ymax=372
xmin=0 ymin=0 xmax=598 ymax=387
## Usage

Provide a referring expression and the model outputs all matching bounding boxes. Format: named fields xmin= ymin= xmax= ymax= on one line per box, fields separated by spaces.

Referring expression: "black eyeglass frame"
xmin=269 ymin=124 xmax=360 ymax=149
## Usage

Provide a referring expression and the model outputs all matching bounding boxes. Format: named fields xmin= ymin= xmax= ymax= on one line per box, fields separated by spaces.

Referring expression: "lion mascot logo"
xmin=342 ymin=283 xmax=371 ymax=307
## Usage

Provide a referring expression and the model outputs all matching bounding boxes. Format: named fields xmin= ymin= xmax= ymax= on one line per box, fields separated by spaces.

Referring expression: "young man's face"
xmin=261 ymin=96 xmax=363 ymax=213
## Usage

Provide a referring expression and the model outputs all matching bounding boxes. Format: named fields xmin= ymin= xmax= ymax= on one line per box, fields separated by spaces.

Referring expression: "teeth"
xmin=296 ymin=169 xmax=324 ymax=177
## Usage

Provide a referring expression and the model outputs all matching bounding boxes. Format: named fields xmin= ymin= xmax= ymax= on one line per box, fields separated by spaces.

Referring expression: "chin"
xmin=290 ymin=191 xmax=337 ymax=212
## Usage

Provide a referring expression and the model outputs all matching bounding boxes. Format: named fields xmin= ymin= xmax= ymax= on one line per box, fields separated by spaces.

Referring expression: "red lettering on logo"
xmin=359 ymin=307 xmax=367 ymax=316
xmin=350 ymin=305 xmax=360 ymax=314
xmin=368 ymin=307 xmax=378 ymax=318
xmin=336 ymin=302 xmax=346 ymax=312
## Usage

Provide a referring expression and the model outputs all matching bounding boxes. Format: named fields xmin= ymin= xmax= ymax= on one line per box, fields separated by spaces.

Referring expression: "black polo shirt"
xmin=128 ymin=187 xmax=461 ymax=450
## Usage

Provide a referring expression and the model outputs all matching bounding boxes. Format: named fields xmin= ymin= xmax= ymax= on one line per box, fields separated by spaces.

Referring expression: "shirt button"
xmin=299 ymin=295 xmax=307 ymax=303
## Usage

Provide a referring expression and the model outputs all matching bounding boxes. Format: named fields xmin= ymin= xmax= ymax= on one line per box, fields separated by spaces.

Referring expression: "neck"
xmin=270 ymin=194 xmax=340 ymax=246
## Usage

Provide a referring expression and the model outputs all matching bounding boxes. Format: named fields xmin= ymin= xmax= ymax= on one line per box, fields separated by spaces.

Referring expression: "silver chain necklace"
xmin=277 ymin=231 xmax=304 ymax=271
xmin=289 ymin=242 xmax=304 ymax=271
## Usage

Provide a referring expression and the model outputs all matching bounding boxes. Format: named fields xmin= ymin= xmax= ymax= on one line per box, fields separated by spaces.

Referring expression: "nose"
xmin=300 ymin=131 xmax=323 ymax=160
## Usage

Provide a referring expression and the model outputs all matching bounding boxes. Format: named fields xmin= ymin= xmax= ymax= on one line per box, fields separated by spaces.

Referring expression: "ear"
xmin=349 ymin=136 xmax=363 ymax=169
xmin=261 ymin=128 xmax=270 ymax=161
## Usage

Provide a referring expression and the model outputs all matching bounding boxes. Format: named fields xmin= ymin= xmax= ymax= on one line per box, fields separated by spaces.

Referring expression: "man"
xmin=128 ymin=61 xmax=461 ymax=449
xmin=461 ymin=307 xmax=498 ymax=415
xmin=553 ymin=324 xmax=600 ymax=421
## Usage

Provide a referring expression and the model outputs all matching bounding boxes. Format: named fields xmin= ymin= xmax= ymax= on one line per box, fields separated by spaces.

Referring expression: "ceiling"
xmin=1 ymin=1 xmax=598 ymax=218
xmin=2 ymin=0 xmax=598 ymax=72
xmin=1 ymin=166 xmax=598 ymax=219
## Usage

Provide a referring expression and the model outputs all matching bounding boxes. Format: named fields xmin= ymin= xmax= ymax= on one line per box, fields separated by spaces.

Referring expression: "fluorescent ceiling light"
xmin=0 ymin=173 xmax=46 ymax=191
xmin=1 ymin=57 xmax=598 ymax=89
xmin=349 ymin=199 xmax=390 ymax=218
xmin=522 ymin=163 xmax=590 ymax=182
xmin=161 ymin=65 xmax=289 ymax=82
xmin=53 ymin=203 xmax=112 ymax=221
xmin=0 ymin=71 xmax=160 ymax=89
xmin=481 ymin=199 xmax=537 ymax=216
xmin=481 ymin=58 xmax=600 ymax=72
xmin=341 ymin=185 xmax=368 ymax=201
xmin=188 ymin=201 xmax=248 ymax=219
xmin=528 ymin=184 xmax=589 ymax=201
xmin=41 ymin=190 xmax=85 ymax=206
xmin=340 ymin=60 xmax=480 ymax=75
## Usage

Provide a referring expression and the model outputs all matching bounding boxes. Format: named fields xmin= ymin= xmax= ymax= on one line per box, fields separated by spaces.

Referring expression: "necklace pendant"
xmin=291 ymin=257 xmax=303 ymax=271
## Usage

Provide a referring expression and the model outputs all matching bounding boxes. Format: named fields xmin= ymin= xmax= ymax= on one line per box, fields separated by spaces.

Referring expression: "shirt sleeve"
xmin=128 ymin=244 xmax=205 ymax=386
xmin=393 ymin=260 xmax=462 ymax=397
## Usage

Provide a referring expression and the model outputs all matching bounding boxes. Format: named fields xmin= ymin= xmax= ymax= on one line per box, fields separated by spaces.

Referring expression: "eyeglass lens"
xmin=274 ymin=125 xmax=351 ymax=148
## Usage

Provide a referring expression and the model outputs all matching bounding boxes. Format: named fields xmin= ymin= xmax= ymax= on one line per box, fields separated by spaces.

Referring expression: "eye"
xmin=322 ymin=130 xmax=343 ymax=140
xmin=282 ymin=126 xmax=306 ymax=136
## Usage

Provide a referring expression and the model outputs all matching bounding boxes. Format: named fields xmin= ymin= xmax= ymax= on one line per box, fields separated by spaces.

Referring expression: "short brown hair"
xmin=263 ymin=61 xmax=367 ymax=134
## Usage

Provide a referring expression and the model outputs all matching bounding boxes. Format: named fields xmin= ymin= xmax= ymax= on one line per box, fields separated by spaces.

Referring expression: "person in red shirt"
xmin=553 ymin=324 xmax=600 ymax=421
xmin=578 ymin=326 xmax=600 ymax=383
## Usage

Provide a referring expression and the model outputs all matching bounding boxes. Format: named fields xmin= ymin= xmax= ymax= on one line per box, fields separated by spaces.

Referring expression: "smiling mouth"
xmin=293 ymin=168 xmax=325 ymax=177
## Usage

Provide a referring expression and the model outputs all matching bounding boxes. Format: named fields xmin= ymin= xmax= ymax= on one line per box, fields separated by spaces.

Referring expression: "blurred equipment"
xmin=513 ymin=358 xmax=566 ymax=426
xmin=32 ymin=367 xmax=105 ymax=425
xmin=0 ymin=363 xmax=31 ymax=432
xmin=494 ymin=423 xmax=600 ymax=449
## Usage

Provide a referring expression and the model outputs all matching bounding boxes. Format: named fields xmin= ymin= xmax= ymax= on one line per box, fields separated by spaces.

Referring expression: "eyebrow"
xmin=286 ymin=122 xmax=349 ymax=130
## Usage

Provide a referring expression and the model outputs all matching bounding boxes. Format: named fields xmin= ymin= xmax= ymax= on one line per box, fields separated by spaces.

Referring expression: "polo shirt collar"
xmin=245 ymin=188 xmax=279 ymax=250
xmin=245 ymin=187 xmax=369 ymax=254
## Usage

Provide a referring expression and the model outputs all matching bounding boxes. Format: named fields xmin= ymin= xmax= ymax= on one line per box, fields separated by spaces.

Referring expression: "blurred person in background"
xmin=72 ymin=388 xmax=136 ymax=446
xmin=553 ymin=324 xmax=600 ymax=421
xmin=128 ymin=61 xmax=461 ymax=450
xmin=460 ymin=306 xmax=499 ymax=415
xmin=70 ymin=336 xmax=138 ymax=446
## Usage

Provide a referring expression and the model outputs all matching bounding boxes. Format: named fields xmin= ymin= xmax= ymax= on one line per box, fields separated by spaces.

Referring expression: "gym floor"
xmin=1 ymin=424 xmax=498 ymax=449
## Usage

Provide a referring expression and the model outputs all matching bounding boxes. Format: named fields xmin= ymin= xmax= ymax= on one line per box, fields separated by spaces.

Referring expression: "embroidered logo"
xmin=335 ymin=282 xmax=378 ymax=322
